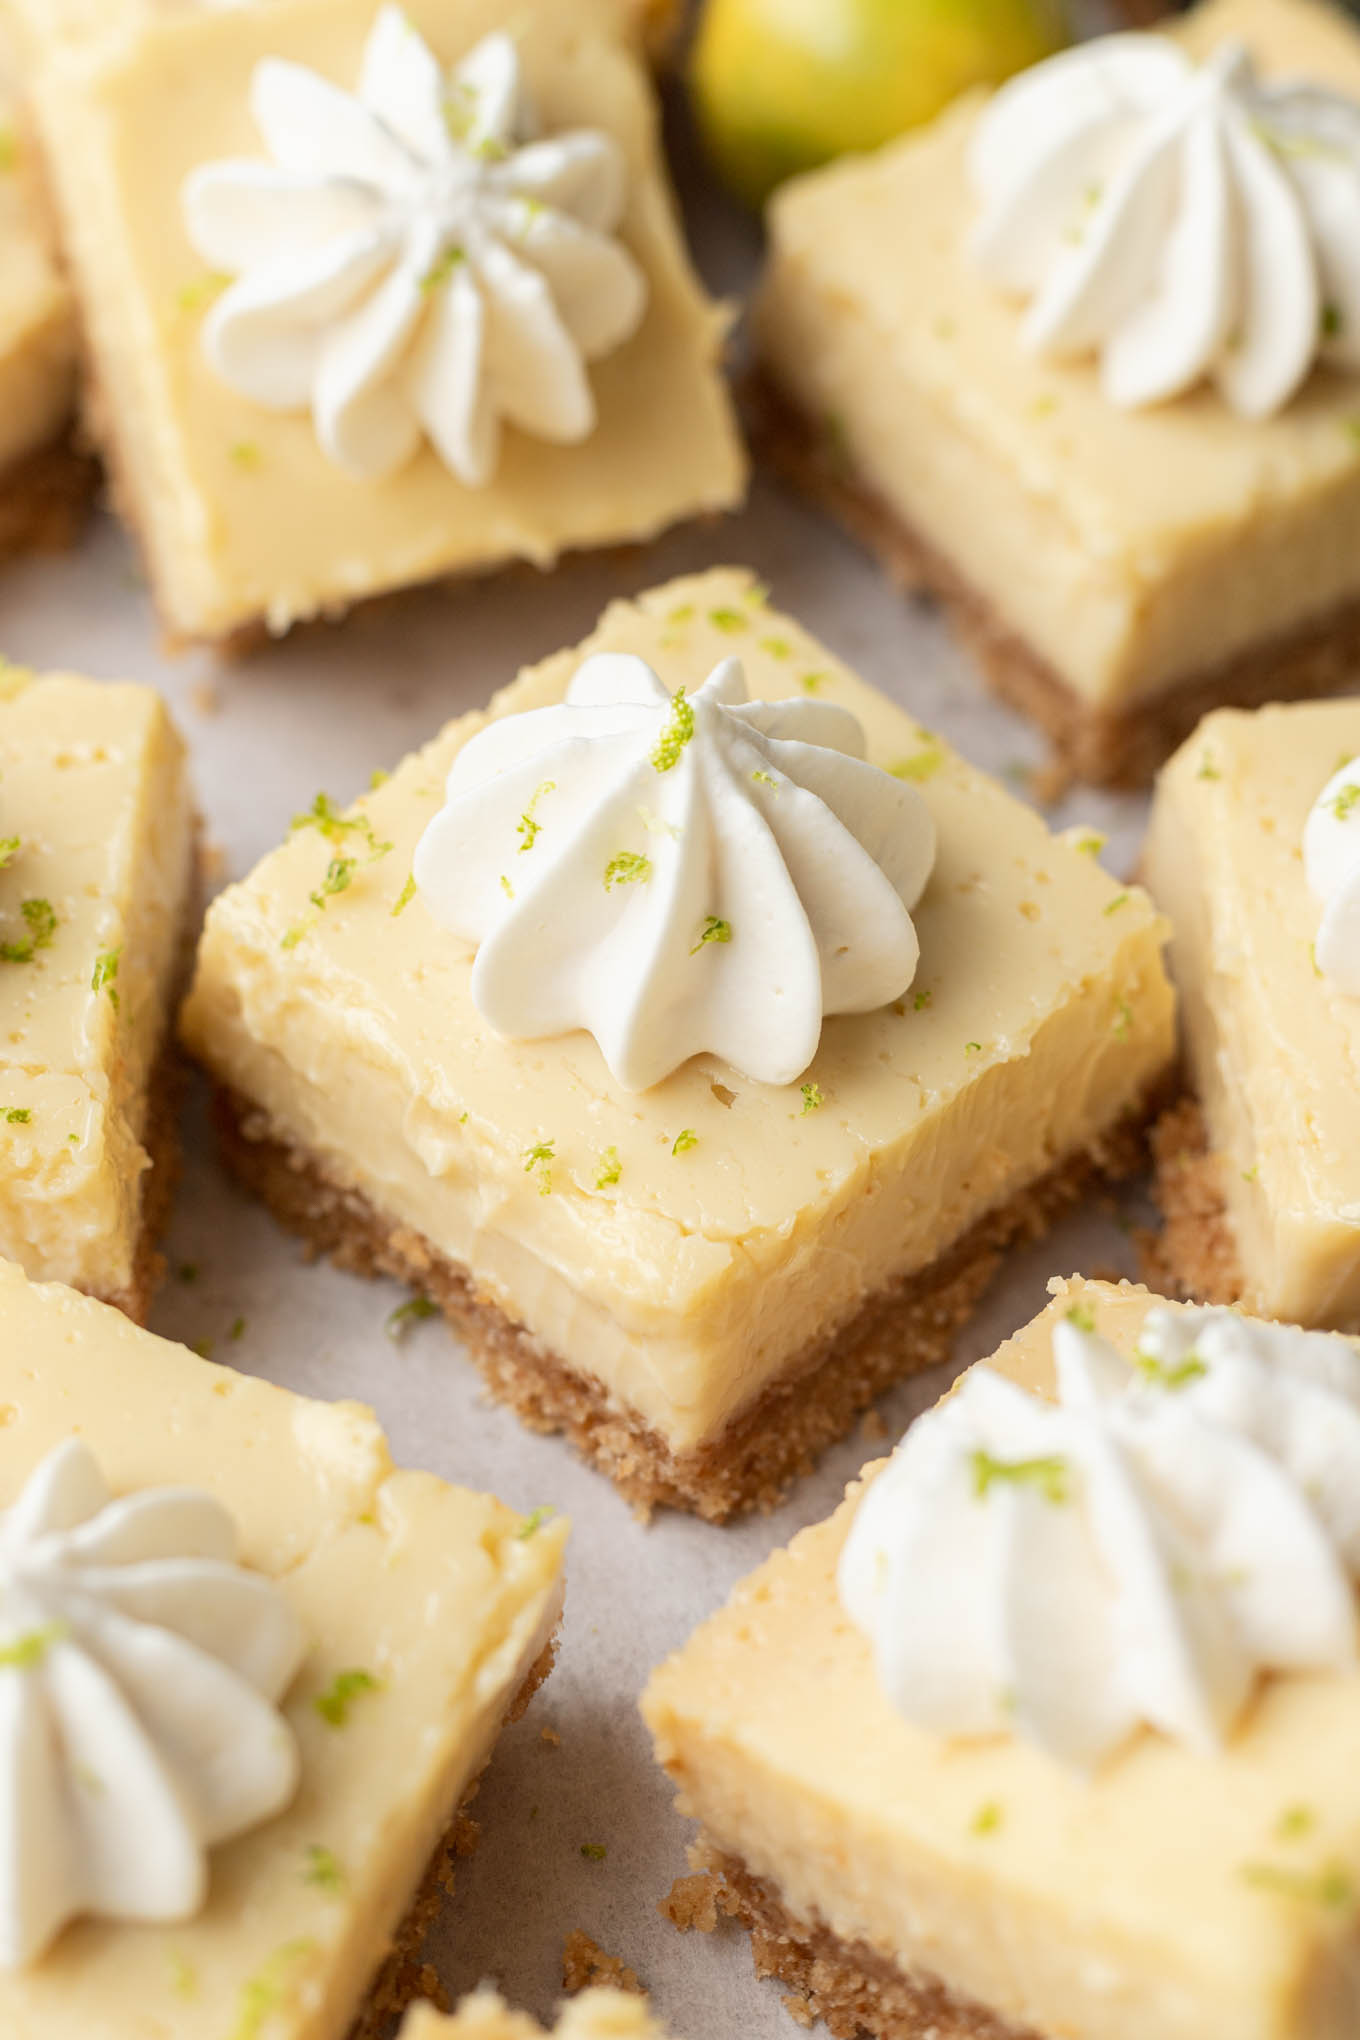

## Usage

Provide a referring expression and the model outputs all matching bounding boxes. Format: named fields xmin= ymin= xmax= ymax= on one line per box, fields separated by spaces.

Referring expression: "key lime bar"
xmin=402 ymin=1990 xmax=674 ymax=2040
xmin=0 ymin=1257 xmax=566 ymax=2040
xmin=644 ymin=1275 xmax=1360 ymax=2040
xmin=21 ymin=0 xmax=743 ymax=645
xmin=0 ymin=33 xmax=89 ymax=558
xmin=755 ymin=0 xmax=1360 ymax=787
xmin=1143 ymin=698 xmax=1360 ymax=1330
xmin=0 ymin=667 xmax=197 ymax=1320
xmin=181 ymin=567 xmax=1173 ymax=1518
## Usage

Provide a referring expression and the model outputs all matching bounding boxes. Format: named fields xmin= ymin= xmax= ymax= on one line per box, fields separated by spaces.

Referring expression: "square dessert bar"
xmin=756 ymin=0 xmax=1360 ymax=787
xmin=0 ymin=42 xmax=89 ymax=558
xmin=26 ymin=0 xmax=744 ymax=645
xmin=0 ymin=1256 xmax=566 ymax=2040
xmin=0 ymin=667 xmax=197 ymax=1320
xmin=181 ymin=568 xmax=1174 ymax=1519
xmin=643 ymin=1275 xmax=1360 ymax=2040
xmin=1143 ymin=699 xmax=1360 ymax=1330
xmin=402 ymin=1990 xmax=674 ymax=2040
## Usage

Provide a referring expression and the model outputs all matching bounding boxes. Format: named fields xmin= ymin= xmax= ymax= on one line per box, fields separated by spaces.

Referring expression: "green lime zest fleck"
xmin=604 ymin=851 xmax=652 ymax=891
xmin=421 ymin=243 xmax=466 ymax=292
xmin=1134 ymin=1350 xmax=1208 ymax=1391
xmin=517 ymin=779 xmax=557 ymax=853
xmin=228 ymin=1938 xmax=316 ymax=2040
xmin=1241 ymin=1861 xmax=1355 ymax=1908
xmin=800 ymin=1083 xmax=824 ymax=1114
xmin=175 ymin=270 xmax=229 ymax=313
xmin=751 ymin=768 xmax=779 ymax=791
xmin=665 ymin=603 xmax=695 ymax=628
xmin=1 ymin=898 xmax=57 ymax=963
xmin=517 ymin=1505 xmax=555 ymax=1541
xmin=965 ymin=1040 xmax=982 ymax=1055
xmin=291 ymin=791 xmax=392 ymax=862
xmin=524 ymin=1140 xmax=555 ymax=1194
xmin=891 ymin=733 xmax=945 ymax=782
xmin=91 ymin=946 xmax=121 ymax=1009
xmin=310 ymin=854 xmax=356 ymax=911
xmin=1103 ymin=891 xmax=1130 ymax=916
xmin=708 ymin=607 xmax=747 ymax=633
xmin=580 ymin=1842 xmax=607 ymax=1862
xmin=1276 ymin=1804 xmax=1316 ymax=1843
xmin=759 ymin=636 xmax=792 ymax=659
xmin=0 ymin=836 xmax=18 ymax=869
xmin=971 ymin=1801 xmax=1004 ymax=1836
xmin=4 ymin=1107 xmax=30 ymax=1124
xmin=971 ymin=1450 xmax=1070 ymax=1506
xmin=500 ymin=874 xmax=514 ymax=901
xmin=1065 ymin=1304 xmax=1096 ymax=1332
xmin=1332 ymin=782 xmax=1360 ymax=821
xmin=168 ymin=1950 xmax=198 ymax=2000
xmin=370 ymin=768 xmax=390 ymax=790
xmin=1112 ymin=999 xmax=1133 ymax=1042
xmin=672 ymin=1129 xmax=698 ymax=1156
xmin=651 ymin=689 xmax=695 ymax=773
xmin=303 ymin=1844 xmax=346 ymax=1893
xmin=691 ymin=915 xmax=732 ymax=954
xmin=229 ymin=1316 xmax=246 ymax=1343
xmin=1196 ymin=753 xmax=1222 ymax=781
xmin=595 ymin=1146 xmax=622 ymax=1190
xmin=800 ymin=671 xmax=830 ymax=695
xmin=1322 ymin=301 xmax=1345 ymax=339
xmin=0 ymin=1621 xmax=68 ymax=1670
xmin=913 ymin=988 xmax=932 ymax=1011
xmin=314 ymin=1669 xmax=381 ymax=1729
xmin=392 ymin=872 xmax=417 ymax=916
xmin=230 ymin=440 xmax=262 ymax=470
xmin=1075 ymin=832 xmax=1105 ymax=857
xmin=385 ymin=1294 xmax=438 ymax=1340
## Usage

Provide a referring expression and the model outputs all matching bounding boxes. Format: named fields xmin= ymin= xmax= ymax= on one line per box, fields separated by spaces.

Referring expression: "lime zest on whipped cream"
xmin=1133 ymin=1349 xmax=1208 ymax=1391
xmin=691 ymin=916 xmax=732 ymax=954
xmin=603 ymin=852 xmax=652 ymax=891
xmin=517 ymin=780 xmax=557 ymax=852
xmin=971 ymin=1450 xmax=1071 ymax=1506
xmin=650 ymin=690 xmax=695 ymax=773
xmin=0 ymin=1621 xmax=69 ymax=1672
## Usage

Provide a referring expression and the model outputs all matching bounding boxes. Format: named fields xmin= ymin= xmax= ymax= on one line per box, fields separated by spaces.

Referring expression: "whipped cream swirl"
xmin=413 ymin=652 xmax=937 ymax=1091
xmin=182 ymin=9 xmax=647 ymax=483
xmin=839 ymin=1304 xmax=1360 ymax=1768
xmin=0 ymin=1439 xmax=305 ymax=1966
xmin=970 ymin=34 xmax=1360 ymax=417
xmin=1305 ymin=758 xmax=1360 ymax=995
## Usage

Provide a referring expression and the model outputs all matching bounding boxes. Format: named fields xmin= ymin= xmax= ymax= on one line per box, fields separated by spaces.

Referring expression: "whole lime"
xmin=691 ymin=0 xmax=1070 ymax=207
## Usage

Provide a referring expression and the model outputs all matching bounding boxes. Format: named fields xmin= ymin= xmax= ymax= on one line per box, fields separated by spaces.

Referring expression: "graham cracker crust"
xmin=0 ymin=433 xmax=97 ymax=562
xmin=664 ymin=1841 xmax=1039 ymax=2040
xmin=208 ymin=1081 xmax=1158 ymax=1521
xmin=350 ymin=1633 xmax=558 ymax=2040
xmin=1142 ymin=1095 xmax=1247 ymax=1310
xmin=750 ymin=374 xmax=1360 ymax=792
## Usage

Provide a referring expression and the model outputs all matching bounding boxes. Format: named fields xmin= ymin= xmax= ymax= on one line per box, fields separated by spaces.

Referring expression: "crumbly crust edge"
xmin=749 ymin=372 xmax=1360 ymax=793
xmin=206 ymin=1079 xmax=1162 ymax=1521
xmin=662 ymin=1838 xmax=1041 ymax=2040
xmin=1142 ymin=1094 xmax=1248 ymax=1309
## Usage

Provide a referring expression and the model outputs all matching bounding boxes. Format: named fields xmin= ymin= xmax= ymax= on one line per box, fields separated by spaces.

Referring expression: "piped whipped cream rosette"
xmin=969 ymin=33 xmax=1360 ymax=417
xmin=412 ymin=651 xmax=937 ymax=1091
xmin=1304 ymin=758 xmax=1360 ymax=995
xmin=0 ymin=1438 xmax=305 ymax=1966
xmin=181 ymin=8 xmax=647 ymax=483
xmin=838 ymin=1305 xmax=1360 ymax=1769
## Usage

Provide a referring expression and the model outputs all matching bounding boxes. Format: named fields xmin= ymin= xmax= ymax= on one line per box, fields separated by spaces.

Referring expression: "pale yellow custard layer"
xmin=29 ymin=0 xmax=744 ymax=642
xmin=182 ymin=568 xmax=1174 ymax=1457
xmin=1144 ymin=699 xmax=1360 ymax=1328
xmin=757 ymin=0 xmax=1360 ymax=714
xmin=403 ymin=1990 xmax=671 ymax=2040
xmin=0 ymin=669 xmax=196 ymax=1305
xmin=643 ymin=1276 xmax=1360 ymax=2040
xmin=0 ymin=1258 xmax=567 ymax=2040
xmin=0 ymin=47 xmax=77 ymax=476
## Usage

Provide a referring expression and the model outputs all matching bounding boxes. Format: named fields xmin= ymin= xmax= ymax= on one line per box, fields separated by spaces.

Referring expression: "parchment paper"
xmin=0 ymin=101 xmax=1153 ymax=2038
